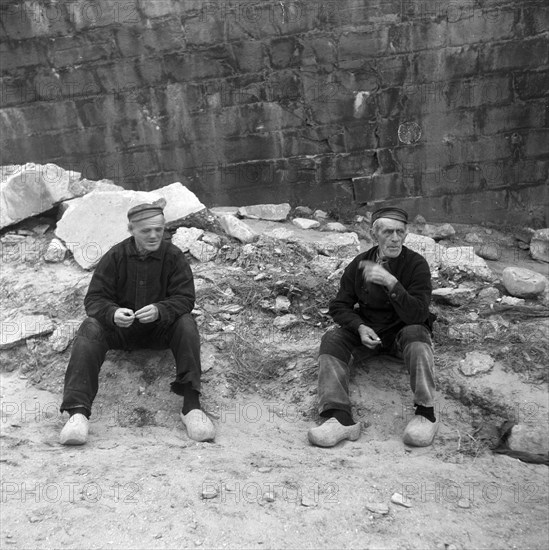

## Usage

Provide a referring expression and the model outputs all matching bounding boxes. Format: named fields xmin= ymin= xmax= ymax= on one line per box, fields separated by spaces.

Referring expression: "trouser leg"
xmin=317 ymin=326 xmax=375 ymax=416
xmin=394 ymin=325 xmax=435 ymax=407
xmin=151 ymin=314 xmax=202 ymax=395
xmin=60 ymin=318 xmax=109 ymax=417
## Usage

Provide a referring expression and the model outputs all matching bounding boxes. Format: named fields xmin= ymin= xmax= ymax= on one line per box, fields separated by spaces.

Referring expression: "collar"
xmin=126 ymin=238 xmax=164 ymax=260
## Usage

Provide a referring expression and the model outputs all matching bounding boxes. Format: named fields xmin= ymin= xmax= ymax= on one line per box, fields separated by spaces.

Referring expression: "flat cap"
xmin=127 ymin=197 xmax=166 ymax=222
xmin=371 ymin=206 xmax=409 ymax=224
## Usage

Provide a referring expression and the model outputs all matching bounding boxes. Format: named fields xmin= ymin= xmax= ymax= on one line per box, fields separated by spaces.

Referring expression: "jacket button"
xmin=391 ymin=293 xmax=396 ymax=298
xmin=139 ymin=280 xmax=145 ymax=286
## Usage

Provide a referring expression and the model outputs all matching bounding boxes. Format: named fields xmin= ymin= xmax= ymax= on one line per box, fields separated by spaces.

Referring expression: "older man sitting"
xmin=308 ymin=207 xmax=438 ymax=448
xmin=59 ymin=198 xmax=215 ymax=445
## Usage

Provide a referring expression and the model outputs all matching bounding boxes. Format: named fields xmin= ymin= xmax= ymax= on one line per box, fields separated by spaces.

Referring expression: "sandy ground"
xmin=2 ymin=358 xmax=548 ymax=550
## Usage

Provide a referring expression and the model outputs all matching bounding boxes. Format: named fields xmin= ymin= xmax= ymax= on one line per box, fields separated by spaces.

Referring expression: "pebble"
xmin=258 ymin=467 xmax=272 ymax=473
xmin=263 ymin=491 xmax=275 ymax=503
xmin=390 ymin=492 xmax=412 ymax=508
xmin=366 ymin=503 xmax=389 ymax=515
xmin=301 ymin=495 xmax=318 ymax=507
xmin=201 ymin=486 xmax=218 ymax=499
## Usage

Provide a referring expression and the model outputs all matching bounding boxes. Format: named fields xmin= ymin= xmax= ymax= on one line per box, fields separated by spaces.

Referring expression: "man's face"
xmin=129 ymin=214 xmax=165 ymax=253
xmin=372 ymin=218 xmax=407 ymax=258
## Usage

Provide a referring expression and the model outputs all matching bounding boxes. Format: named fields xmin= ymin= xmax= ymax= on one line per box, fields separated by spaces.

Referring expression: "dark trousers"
xmin=60 ymin=314 xmax=201 ymax=417
xmin=317 ymin=324 xmax=435 ymax=416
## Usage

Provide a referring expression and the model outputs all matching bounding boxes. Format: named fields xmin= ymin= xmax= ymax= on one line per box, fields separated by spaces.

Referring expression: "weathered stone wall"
xmin=1 ymin=0 xmax=547 ymax=224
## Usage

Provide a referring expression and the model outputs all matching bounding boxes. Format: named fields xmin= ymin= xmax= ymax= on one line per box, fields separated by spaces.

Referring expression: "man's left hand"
xmin=135 ymin=304 xmax=159 ymax=323
xmin=360 ymin=260 xmax=398 ymax=290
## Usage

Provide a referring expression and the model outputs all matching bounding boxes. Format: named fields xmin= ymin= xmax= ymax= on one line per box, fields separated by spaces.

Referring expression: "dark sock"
xmin=181 ymin=383 xmax=201 ymax=415
xmin=323 ymin=408 xmax=355 ymax=426
xmin=415 ymin=404 xmax=436 ymax=423
xmin=69 ymin=407 xmax=89 ymax=419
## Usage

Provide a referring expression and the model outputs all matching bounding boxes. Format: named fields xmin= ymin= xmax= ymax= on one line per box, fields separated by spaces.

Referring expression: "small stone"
xmin=301 ymin=495 xmax=318 ymax=507
xmin=292 ymin=218 xmax=320 ymax=230
xmin=390 ymin=493 xmax=412 ymax=508
xmin=172 ymin=227 xmax=204 ymax=253
xmin=313 ymin=209 xmax=329 ymax=221
xmin=201 ymin=486 xmax=218 ymax=499
xmin=33 ymin=223 xmax=50 ymax=235
xmin=44 ymin=238 xmax=67 ymax=263
xmin=414 ymin=214 xmax=426 ymax=224
xmin=258 ymin=467 xmax=272 ymax=473
xmin=263 ymin=491 xmax=275 ymax=503
xmin=274 ymin=296 xmax=291 ymax=313
xmin=322 ymin=222 xmax=348 ymax=233
xmin=459 ymin=351 xmax=495 ymax=376
xmin=501 ymin=295 xmax=525 ymax=306
xmin=189 ymin=240 xmax=217 ymax=262
xmin=254 ymin=273 xmax=269 ymax=281
xmin=366 ymin=503 xmax=389 ymax=515
xmin=475 ymin=243 xmax=501 ymax=261
xmin=218 ymin=215 xmax=258 ymax=244
xmin=432 ymin=286 xmax=476 ymax=306
xmin=273 ymin=314 xmax=299 ymax=330
xmin=502 ymin=267 xmax=546 ymax=298
xmin=457 ymin=498 xmax=471 ymax=509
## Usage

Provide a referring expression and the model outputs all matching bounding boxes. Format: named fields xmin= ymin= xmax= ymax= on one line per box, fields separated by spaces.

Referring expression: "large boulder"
xmin=502 ymin=267 xmax=546 ymax=298
xmin=530 ymin=229 xmax=549 ymax=263
xmin=0 ymin=163 xmax=113 ymax=229
xmin=0 ymin=314 xmax=55 ymax=350
xmin=507 ymin=424 xmax=549 ymax=455
xmin=55 ymin=183 xmax=205 ymax=269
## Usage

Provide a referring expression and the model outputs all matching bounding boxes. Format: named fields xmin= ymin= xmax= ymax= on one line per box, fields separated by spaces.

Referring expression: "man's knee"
xmin=173 ymin=314 xmax=199 ymax=337
xmin=399 ymin=324 xmax=432 ymax=348
xmin=77 ymin=317 xmax=106 ymax=341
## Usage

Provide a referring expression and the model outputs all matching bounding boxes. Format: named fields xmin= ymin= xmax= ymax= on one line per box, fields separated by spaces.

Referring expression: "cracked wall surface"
xmin=0 ymin=0 xmax=547 ymax=224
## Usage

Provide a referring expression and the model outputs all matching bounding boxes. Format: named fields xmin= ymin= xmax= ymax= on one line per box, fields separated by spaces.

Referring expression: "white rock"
xmin=475 ymin=243 xmax=502 ymax=261
xmin=218 ymin=215 xmax=257 ymax=243
xmin=44 ymin=238 xmax=67 ymax=263
xmin=323 ymin=222 xmax=348 ymax=233
xmin=238 ymin=203 xmax=290 ymax=221
xmin=530 ymin=228 xmax=549 ymax=263
xmin=502 ymin=267 xmax=546 ymax=298
xmin=1 ymin=163 xmax=80 ymax=229
xmin=413 ymin=223 xmax=456 ymax=240
xmin=274 ymin=296 xmax=291 ymax=313
xmin=404 ymin=233 xmax=440 ymax=270
xmin=0 ymin=315 xmax=55 ymax=350
xmin=292 ymin=218 xmax=320 ymax=230
xmin=189 ymin=241 xmax=217 ymax=262
xmin=172 ymin=227 xmax=204 ymax=252
xmin=390 ymin=493 xmax=412 ymax=508
xmin=56 ymin=183 xmax=205 ymax=269
xmin=440 ymin=246 xmax=494 ymax=280
xmin=507 ymin=424 xmax=549 ymax=455
xmin=501 ymin=295 xmax=525 ymax=306
xmin=432 ymin=286 xmax=476 ymax=306
xmin=313 ymin=209 xmax=329 ymax=220
xmin=459 ymin=351 xmax=495 ymax=376
xmin=49 ymin=320 xmax=81 ymax=352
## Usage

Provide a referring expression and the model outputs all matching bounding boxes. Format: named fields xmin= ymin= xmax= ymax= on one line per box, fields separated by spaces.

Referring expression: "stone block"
xmin=507 ymin=424 xmax=549 ymax=455
xmin=172 ymin=227 xmax=204 ymax=252
xmin=218 ymin=214 xmax=258 ymax=243
xmin=0 ymin=315 xmax=55 ymax=350
xmin=238 ymin=203 xmax=291 ymax=221
xmin=292 ymin=218 xmax=320 ymax=230
xmin=502 ymin=267 xmax=546 ymax=298
xmin=447 ymin=8 xmax=515 ymax=47
xmin=480 ymin=38 xmax=549 ymax=72
xmin=514 ymin=70 xmax=549 ymax=101
xmin=55 ymin=183 xmax=205 ymax=269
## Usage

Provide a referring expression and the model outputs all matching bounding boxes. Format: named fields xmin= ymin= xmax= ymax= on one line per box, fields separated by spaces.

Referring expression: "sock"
xmin=414 ymin=404 xmax=436 ymax=423
xmin=181 ymin=383 xmax=201 ymax=415
xmin=69 ymin=407 xmax=89 ymax=419
xmin=323 ymin=408 xmax=355 ymax=426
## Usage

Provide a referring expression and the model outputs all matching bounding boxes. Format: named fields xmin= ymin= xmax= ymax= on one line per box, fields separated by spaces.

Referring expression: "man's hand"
xmin=358 ymin=325 xmax=382 ymax=349
xmin=360 ymin=260 xmax=398 ymax=290
xmin=135 ymin=304 xmax=159 ymax=324
xmin=114 ymin=308 xmax=135 ymax=328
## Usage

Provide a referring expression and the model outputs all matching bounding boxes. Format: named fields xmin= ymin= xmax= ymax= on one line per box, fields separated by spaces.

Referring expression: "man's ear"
xmin=370 ymin=227 xmax=377 ymax=242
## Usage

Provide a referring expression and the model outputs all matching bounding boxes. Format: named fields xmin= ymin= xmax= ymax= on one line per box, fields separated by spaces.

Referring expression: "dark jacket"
xmin=84 ymin=237 xmax=195 ymax=328
xmin=329 ymin=245 xmax=432 ymax=347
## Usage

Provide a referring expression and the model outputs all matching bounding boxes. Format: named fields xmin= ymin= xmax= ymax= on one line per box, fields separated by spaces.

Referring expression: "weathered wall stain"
xmin=0 ymin=0 xmax=547 ymax=224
